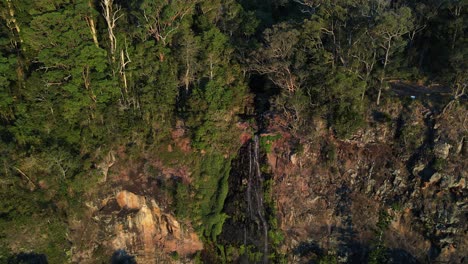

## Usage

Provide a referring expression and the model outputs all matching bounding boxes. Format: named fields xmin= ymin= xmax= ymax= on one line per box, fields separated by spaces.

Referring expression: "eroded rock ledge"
xmin=75 ymin=190 xmax=202 ymax=263
xmin=111 ymin=191 xmax=202 ymax=262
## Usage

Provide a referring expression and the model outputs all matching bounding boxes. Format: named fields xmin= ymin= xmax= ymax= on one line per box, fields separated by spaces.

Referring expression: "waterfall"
xmin=245 ymin=135 xmax=269 ymax=263
xmin=220 ymin=134 xmax=271 ymax=263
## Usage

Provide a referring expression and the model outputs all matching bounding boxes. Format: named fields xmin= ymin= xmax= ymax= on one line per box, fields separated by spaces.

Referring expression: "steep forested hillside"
xmin=0 ymin=0 xmax=466 ymax=263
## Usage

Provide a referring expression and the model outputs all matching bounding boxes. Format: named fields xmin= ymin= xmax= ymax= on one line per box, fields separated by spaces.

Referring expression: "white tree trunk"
xmin=6 ymin=0 xmax=23 ymax=43
xmin=101 ymin=0 xmax=121 ymax=61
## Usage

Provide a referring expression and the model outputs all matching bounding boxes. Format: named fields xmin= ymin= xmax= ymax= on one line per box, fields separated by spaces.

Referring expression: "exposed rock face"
xmin=109 ymin=191 xmax=203 ymax=263
xmin=116 ymin=190 xmax=145 ymax=210
xmin=72 ymin=190 xmax=203 ymax=263
xmin=434 ymin=142 xmax=452 ymax=159
xmin=263 ymin=101 xmax=467 ymax=263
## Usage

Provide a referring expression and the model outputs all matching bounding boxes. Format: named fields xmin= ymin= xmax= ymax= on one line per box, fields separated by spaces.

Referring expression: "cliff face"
xmin=70 ymin=189 xmax=202 ymax=263
xmin=263 ymin=99 xmax=466 ymax=263
xmin=69 ymin=147 xmax=205 ymax=264
xmin=112 ymin=191 xmax=202 ymax=260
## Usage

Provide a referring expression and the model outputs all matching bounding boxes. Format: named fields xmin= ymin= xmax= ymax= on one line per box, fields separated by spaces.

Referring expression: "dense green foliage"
xmin=245 ymin=0 xmax=466 ymax=136
xmin=174 ymin=153 xmax=231 ymax=241
xmin=0 ymin=0 xmax=465 ymax=262
xmin=0 ymin=0 xmax=250 ymax=261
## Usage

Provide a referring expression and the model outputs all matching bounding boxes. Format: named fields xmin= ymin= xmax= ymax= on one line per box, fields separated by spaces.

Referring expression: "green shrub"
xmin=400 ymin=123 xmax=425 ymax=151
xmin=432 ymin=158 xmax=447 ymax=171
xmin=376 ymin=210 xmax=392 ymax=232
xmin=170 ymin=251 xmax=180 ymax=261
xmin=260 ymin=134 xmax=282 ymax=153
xmin=391 ymin=202 xmax=404 ymax=212
xmin=368 ymin=245 xmax=388 ymax=264
xmin=331 ymin=103 xmax=366 ymax=138
xmin=321 ymin=143 xmax=336 ymax=165
xmin=175 ymin=153 xmax=232 ymax=241
xmin=319 ymin=254 xmax=338 ymax=264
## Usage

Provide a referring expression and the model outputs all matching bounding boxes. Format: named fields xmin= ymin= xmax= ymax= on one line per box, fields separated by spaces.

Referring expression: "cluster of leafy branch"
xmin=244 ymin=0 xmax=465 ymax=137
xmin=0 ymin=0 xmax=254 ymax=261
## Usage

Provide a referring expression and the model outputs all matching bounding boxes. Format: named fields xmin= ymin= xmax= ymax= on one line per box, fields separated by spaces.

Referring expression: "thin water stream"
xmin=248 ymin=135 xmax=269 ymax=262
xmin=220 ymin=134 xmax=271 ymax=263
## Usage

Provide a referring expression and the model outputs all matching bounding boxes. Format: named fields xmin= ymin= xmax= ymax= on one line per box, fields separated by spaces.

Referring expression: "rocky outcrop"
xmin=109 ymin=191 xmax=203 ymax=263
xmin=262 ymin=101 xmax=467 ymax=263
xmin=72 ymin=190 xmax=203 ymax=263
xmin=434 ymin=142 xmax=452 ymax=159
xmin=116 ymin=190 xmax=145 ymax=210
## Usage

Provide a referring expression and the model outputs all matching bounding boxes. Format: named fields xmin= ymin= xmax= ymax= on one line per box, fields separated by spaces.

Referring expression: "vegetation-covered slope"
xmin=0 ymin=0 xmax=465 ymax=263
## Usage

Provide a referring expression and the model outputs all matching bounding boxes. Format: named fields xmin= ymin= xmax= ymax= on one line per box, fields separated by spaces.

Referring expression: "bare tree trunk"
xmin=6 ymin=0 xmax=23 ymax=44
xmin=377 ymin=38 xmax=392 ymax=106
xmin=85 ymin=0 xmax=99 ymax=47
xmin=209 ymin=57 xmax=214 ymax=80
xmin=376 ymin=87 xmax=383 ymax=106
xmin=361 ymin=50 xmax=376 ymax=101
xmin=185 ymin=54 xmax=190 ymax=91
xmin=86 ymin=17 xmax=99 ymax=48
xmin=101 ymin=0 xmax=121 ymax=62
xmin=14 ymin=167 xmax=36 ymax=190
xmin=119 ymin=45 xmax=131 ymax=104
xmin=361 ymin=71 xmax=370 ymax=101
xmin=449 ymin=3 xmax=462 ymax=50
xmin=442 ymin=82 xmax=466 ymax=115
